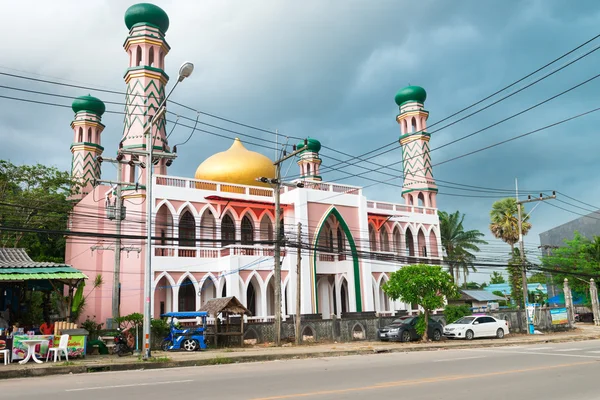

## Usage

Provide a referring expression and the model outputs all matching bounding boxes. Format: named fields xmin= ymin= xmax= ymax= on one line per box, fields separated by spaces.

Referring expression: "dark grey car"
xmin=377 ymin=316 xmax=443 ymax=342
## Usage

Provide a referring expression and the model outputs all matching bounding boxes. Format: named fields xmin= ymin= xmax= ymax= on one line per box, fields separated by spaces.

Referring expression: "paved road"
xmin=2 ymin=339 xmax=600 ymax=399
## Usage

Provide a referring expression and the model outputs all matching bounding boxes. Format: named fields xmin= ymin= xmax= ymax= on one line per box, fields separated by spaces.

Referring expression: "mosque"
xmin=64 ymin=3 xmax=442 ymax=326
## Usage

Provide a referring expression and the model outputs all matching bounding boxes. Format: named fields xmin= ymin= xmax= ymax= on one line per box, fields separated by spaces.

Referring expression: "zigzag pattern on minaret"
xmin=401 ymin=141 xmax=434 ymax=179
xmin=122 ymin=80 xmax=166 ymax=141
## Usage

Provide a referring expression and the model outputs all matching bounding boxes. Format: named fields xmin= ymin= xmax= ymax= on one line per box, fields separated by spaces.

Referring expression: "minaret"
xmin=69 ymin=95 xmax=105 ymax=200
xmin=296 ymin=138 xmax=322 ymax=182
xmin=395 ymin=86 xmax=438 ymax=208
xmin=121 ymin=3 xmax=171 ymax=189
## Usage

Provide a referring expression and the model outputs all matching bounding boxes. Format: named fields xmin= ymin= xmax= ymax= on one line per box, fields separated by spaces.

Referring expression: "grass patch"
xmin=205 ymin=356 xmax=234 ymax=365
xmin=137 ymin=356 xmax=171 ymax=363
xmin=53 ymin=361 xmax=75 ymax=367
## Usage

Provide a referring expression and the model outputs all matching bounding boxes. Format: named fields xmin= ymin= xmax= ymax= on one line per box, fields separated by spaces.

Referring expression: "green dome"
xmin=394 ymin=85 xmax=427 ymax=106
xmin=297 ymin=137 xmax=321 ymax=153
xmin=125 ymin=3 xmax=170 ymax=33
xmin=72 ymin=95 xmax=106 ymax=116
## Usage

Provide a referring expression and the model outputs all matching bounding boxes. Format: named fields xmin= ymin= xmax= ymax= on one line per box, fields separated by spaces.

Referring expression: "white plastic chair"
xmin=0 ymin=349 xmax=10 ymax=365
xmin=46 ymin=334 xmax=69 ymax=362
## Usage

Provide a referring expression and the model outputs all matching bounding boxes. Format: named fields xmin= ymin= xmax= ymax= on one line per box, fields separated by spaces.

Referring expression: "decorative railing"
xmin=155 ymin=175 xmax=361 ymax=198
xmin=366 ymin=201 xmax=437 ymax=215
xmin=155 ymin=244 xmax=283 ymax=259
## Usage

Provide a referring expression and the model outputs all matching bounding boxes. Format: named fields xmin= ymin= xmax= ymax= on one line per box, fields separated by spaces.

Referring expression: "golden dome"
xmin=194 ymin=138 xmax=275 ymax=187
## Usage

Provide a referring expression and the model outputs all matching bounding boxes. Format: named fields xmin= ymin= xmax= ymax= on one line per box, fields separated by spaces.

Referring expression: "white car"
xmin=443 ymin=315 xmax=509 ymax=340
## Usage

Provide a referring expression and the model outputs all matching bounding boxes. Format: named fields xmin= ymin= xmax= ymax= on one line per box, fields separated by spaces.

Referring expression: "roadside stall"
xmin=199 ymin=296 xmax=251 ymax=347
xmin=0 ymin=248 xmax=88 ymax=363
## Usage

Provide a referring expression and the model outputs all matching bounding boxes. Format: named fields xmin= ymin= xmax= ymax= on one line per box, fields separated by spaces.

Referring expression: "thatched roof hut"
xmin=199 ymin=297 xmax=250 ymax=347
xmin=199 ymin=296 xmax=251 ymax=317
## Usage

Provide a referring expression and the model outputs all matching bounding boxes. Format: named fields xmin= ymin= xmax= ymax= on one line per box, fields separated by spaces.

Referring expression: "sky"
xmin=1 ymin=0 xmax=600 ymax=284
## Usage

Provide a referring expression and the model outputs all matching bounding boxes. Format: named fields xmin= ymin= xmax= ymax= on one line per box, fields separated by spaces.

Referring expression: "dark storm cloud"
xmin=1 ymin=0 xmax=599 ymax=282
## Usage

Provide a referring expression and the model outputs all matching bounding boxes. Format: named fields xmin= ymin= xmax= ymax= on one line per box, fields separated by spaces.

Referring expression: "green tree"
xmin=528 ymin=272 xmax=547 ymax=285
xmin=489 ymin=198 xmax=531 ymax=306
xmin=383 ymin=264 xmax=458 ymax=341
xmin=490 ymin=271 xmax=506 ymax=284
xmin=0 ymin=160 xmax=74 ymax=262
xmin=541 ymin=232 xmax=600 ymax=297
xmin=438 ymin=210 xmax=488 ymax=286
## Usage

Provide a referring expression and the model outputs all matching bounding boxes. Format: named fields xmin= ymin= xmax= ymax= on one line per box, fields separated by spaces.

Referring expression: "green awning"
xmin=0 ymin=267 xmax=87 ymax=281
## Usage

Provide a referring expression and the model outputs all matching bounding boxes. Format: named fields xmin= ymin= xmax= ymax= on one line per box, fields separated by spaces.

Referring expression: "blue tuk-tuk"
xmin=160 ymin=311 xmax=208 ymax=352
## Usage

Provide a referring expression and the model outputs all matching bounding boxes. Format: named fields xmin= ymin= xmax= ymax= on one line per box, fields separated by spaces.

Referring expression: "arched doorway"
xmin=199 ymin=277 xmax=216 ymax=308
xmin=369 ymin=224 xmax=377 ymax=253
xmin=405 ymin=229 xmax=415 ymax=257
xmin=266 ymin=278 xmax=275 ymax=316
xmin=241 ymin=215 xmax=254 ymax=245
xmin=380 ymin=229 xmax=390 ymax=252
xmin=378 ymin=277 xmax=390 ymax=312
xmin=313 ymin=208 xmax=362 ymax=313
xmin=393 ymin=227 xmax=402 ymax=255
xmin=260 ymin=214 xmax=273 ymax=242
xmin=200 ymin=209 xmax=216 ymax=247
xmin=178 ymin=211 xmax=196 ymax=247
xmin=221 ymin=214 xmax=235 ymax=247
xmin=417 ymin=229 xmax=427 ymax=258
xmin=178 ymin=278 xmax=196 ymax=311
xmin=317 ymin=277 xmax=333 ymax=319
xmin=246 ymin=276 xmax=261 ymax=316
xmin=155 ymin=204 xmax=174 ymax=254
xmin=429 ymin=230 xmax=439 ymax=258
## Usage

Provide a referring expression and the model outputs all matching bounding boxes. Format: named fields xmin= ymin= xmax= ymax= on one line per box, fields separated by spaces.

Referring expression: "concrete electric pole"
xmin=257 ymin=139 xmax=307 ymax=346
xmin=295 ymin=222 xmax=302 ymax=345
xmin=93 ymin=157 xmax=141 ymax=326
xmin=516 ymin=183 xmax=555 ymax=335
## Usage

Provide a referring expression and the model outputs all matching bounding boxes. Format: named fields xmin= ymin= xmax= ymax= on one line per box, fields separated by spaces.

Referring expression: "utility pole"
xmin=257 ymin=139 xmax=307 ymax=346
xmin=118 ymin=62 xmax=194 ymax=359
xmin=590 ymin=279 xmax=600 ymax=326
xmin=112 ymin=161 xmax=123 ymax=319
xmin=94 ymin=157 xmax=141 ymax=327
xmin=295 ymin=222 xmax=302 ymax=345
xmin=516 ymin=183 xmax=556 ymax=334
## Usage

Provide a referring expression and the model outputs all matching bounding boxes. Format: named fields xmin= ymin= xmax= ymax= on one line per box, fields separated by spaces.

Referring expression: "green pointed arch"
xmin=312 ymin=207 xmax=362 ymax=313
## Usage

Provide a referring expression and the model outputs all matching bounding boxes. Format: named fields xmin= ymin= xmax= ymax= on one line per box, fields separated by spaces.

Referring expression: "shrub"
xmin=444 ymin=305 xmax=471 ymax=324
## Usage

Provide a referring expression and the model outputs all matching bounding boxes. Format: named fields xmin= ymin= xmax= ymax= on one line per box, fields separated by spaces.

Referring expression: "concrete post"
xmin=563 ymin=278 xmax=574 ymax=328
xmin=590 ymin=279 xmax=600 ymax=326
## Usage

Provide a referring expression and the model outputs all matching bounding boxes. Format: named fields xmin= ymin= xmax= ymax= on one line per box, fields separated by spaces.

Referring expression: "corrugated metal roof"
xmin=0 ymin=248 xmax=70 ymax=269
xmin=461 ymin=290 xmax=505 ymax=302
xmin=0 ymin=272 xmax=87 ymax=281
xmin=0 ymin=248 xmax=86 ymax=281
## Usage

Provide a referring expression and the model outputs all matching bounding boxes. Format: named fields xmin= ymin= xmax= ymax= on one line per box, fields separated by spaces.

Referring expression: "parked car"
xmin=378 ymin=316 xmax=444 ymax=342
xmin=443 ymin=315 xmax=509 ymax=340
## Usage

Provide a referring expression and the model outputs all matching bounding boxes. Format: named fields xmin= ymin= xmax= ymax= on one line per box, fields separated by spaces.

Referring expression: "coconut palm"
xmin=438 ymin=211 xmax=488 ymax=285
xmin=489 ymin=198 xmax=532 ymax=305
xmin=489 ymin=198 xmax=531 ymax=248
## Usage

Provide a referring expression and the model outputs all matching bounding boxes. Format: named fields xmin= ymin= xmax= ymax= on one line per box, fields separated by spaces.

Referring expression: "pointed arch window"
xmin=78 ymin=127 xmax=83 ymax=142
xmin=221 ymin=214 xmax=236 ymax=247
xmin=149 ymin=47 xmax=155 ymax=67
xmin=411 ymin=117 xmax=417 ymax=133
xmin=136 ymin=46 xmax=142 ymax=66
xmin=241 ymin=215 xmax=254 ymax=245
xmin=178 ymin=211 xmax=196 ymax=248
xmin=87 ymin=128 xmax=92 ymax=143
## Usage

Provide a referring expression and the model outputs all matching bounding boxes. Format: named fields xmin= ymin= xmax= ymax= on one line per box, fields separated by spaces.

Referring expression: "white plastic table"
xmin=19 ymin=339 xmax=47 ymax=364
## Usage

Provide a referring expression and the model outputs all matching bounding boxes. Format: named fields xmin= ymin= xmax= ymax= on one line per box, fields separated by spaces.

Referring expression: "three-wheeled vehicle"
xmin=160 ymin=311 xmax=208 ymax=352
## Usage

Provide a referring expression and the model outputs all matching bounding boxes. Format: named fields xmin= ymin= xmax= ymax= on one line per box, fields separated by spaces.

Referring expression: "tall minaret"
xmin=395 ymin=86 xmax=438 ymax=208
xmin=296 ymin=138 xmax=322 ymax=182
xmin=121 ymin=3 xmax=171 ymax=188
xmin=70 ymin=95 xmax=105 ymax=200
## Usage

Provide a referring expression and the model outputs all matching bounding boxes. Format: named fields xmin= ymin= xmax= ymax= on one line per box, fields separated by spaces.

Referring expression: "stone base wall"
xmin=242 ymin=308 xmax=570 ymax=344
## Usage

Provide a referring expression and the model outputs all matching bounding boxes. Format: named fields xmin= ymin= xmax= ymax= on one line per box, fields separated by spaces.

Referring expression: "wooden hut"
xmin=199 ymin=296 xmax=251 ymax=347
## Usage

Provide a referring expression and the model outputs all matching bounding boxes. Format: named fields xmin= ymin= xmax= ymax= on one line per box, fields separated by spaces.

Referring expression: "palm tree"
xmin=489 ymin=198 xmax=532 ymax=305
xmin=489 ymin=198 xmax=531 ymax=248
xmin=438 ymin=211 xmax=488 ymax=285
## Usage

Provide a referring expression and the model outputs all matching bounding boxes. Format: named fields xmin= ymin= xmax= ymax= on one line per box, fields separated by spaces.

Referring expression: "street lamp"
xmin=137 ymin=62 xmax=194 ymax=359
